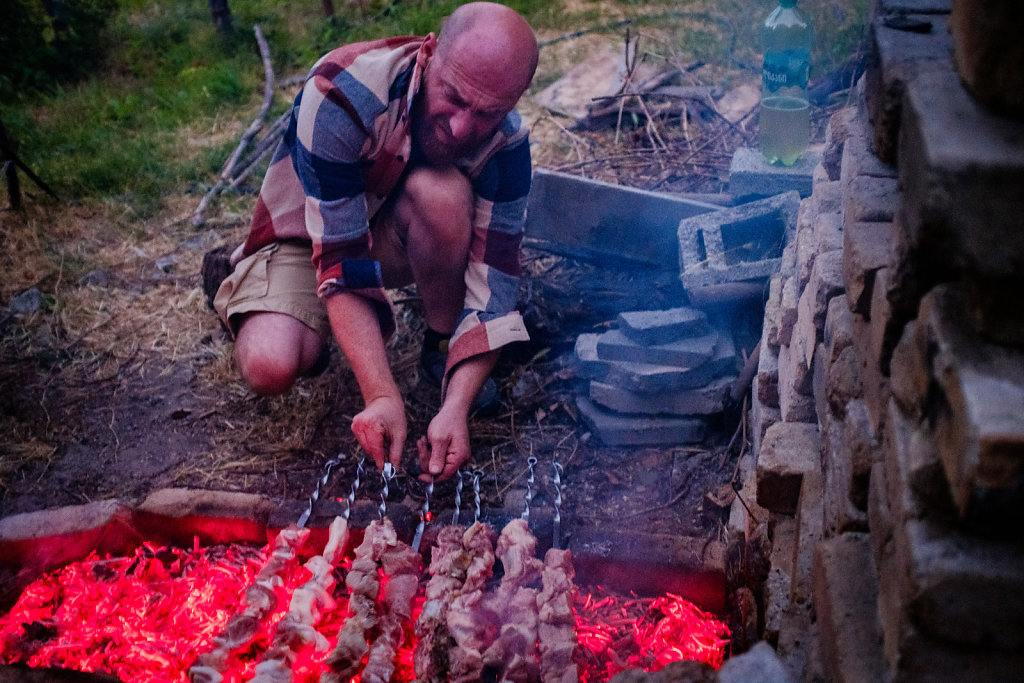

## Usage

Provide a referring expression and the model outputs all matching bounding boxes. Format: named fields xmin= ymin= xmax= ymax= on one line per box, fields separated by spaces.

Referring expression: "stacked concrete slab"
xmin=574 ymin=306 xmax=739 ymax=446
xmin=737 ymin=0 xmax=1024 ymax=679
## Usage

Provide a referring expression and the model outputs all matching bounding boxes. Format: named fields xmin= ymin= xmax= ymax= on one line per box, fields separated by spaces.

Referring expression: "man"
xmin=211 ymin=3 xmax=539 ymax=482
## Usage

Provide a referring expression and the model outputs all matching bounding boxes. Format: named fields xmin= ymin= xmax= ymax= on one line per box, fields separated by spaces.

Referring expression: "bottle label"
xmin=763 ymin=49 xmax=809 ymax=92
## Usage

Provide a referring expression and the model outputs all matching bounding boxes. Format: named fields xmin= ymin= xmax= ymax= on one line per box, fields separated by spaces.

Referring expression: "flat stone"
xmin=595 ymin=328 xmax=718 ymax=368
xmin=574 ymin=331 xmax=738 ymax=394
xmin=899 ymin=66 xmax=1024 ymax=279
xmin=757 ymin=421 xmax=820 ymax=515
xmin=615 ymin=306 xmax=709 ymax=346
xmin=729 ymin=146 xmax=822 ymax=203
xmin=812 ymin=534 xmax=888 ymax=683
xmin=576 ymin=397 xmax=706 ymax=446
xmin=589 ymin=375 xmax=733 ymax=417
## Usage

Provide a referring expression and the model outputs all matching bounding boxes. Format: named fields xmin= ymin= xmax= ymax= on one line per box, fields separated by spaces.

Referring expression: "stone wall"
xmin=748 ymin=0 xmax=1024 ymax=679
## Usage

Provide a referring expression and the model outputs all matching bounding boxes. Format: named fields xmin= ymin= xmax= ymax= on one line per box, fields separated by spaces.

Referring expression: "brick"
xmin=813 ymin=342 xmax=829 ymax=426
xmin=916 ymin=285 xmax=1024 ymax=515
xmin=751 ymin=379 xmax=782 ymax=456
xmin=950 ymin=0 xmax=1024 ymax=118
xmin=963 ymin=276 xmax=1024 ymax=347
xmin=877 ymin=0 xmax=951 ymax=12
xmin=589 ymin=375 xmax=733 ymax=416
xmin=779 ymin=275 xmax=799 ymax=347
xmin=779 ymin=343 xmax=812 ymax=401
xmin=728 ymin=146 xmax=821 ymax=202
xmin=678 ymin=190 xmax=799 ymax=294
xmin=811 ymin=180 xmax=842 ymax=217
xmin=843 ymin=399 xmax=880 ymax=511
xmin=842 ymin=221 xmax=891 ymax=315
xmin=865 ymin=12 xmax=952 ymax=163
xmin=823 ymin=294 xmax=854 ymax=365
xmin=823 ymin=106 xmax=859 ymax=181
xmin=764 ymin=275 xmax=784 ymax=349
xmin=842 ymin=175 xmax=900 ymax=224
xmin=884 ymin=415 xmax=1024 ymax=651
xmin=821 ymin=415 xmax=868 ymax=537
xmin=868 ymin=267 xmax=907 ymax=376
xmin=136 ymin=488 xmax=276 ymax=547
xmin=792 ymin=286 xmax=818 ymax=380
xmin=889 ymin=320 xmax=927 ymax=419
xmin=838 ymin=122 xmax=898 ymax=186
xmin=883 ymin=400 xmax=957 ymax=521
xmin=764 ymin=515 xmax=797 ymax=643
xmin=776 ymin=602 xmax=814 ymax=682
xmin=813 ymin=210 xmax=843 ymax=255
xmin=790 ymin=470 xmax=823 ymax=607
xmin=757 ymin=335 xmax=780 ymax=408
xmin=757 ymin=421 xmax=820 ymax=515
xmin=826 ymin=345 xmax=862 ymax=417
xmin=804 ymin=250 xmax=845 ymax=333
xmin=899 ymin=66 xmax=1024 ymax=279
xmin=852 ymin=313 xmax=890 ymax=436
xmin=595 ymin=328 xmax=718 ymax=368
xmin=812 ymin=534 xmax=887 ymax=683
xmin=615 ymin=307 xmax=708 ymax=345
xmin=795 ymin=200 xmax=817 ymax=291
xmin=575 ymin=397 xmax=705 ymax=446
xmin=727 ymin=453 xmax=769 ymax=541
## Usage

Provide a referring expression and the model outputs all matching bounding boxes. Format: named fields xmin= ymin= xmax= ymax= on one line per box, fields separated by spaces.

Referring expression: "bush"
xmin=0 ymin=0 xmax=118 ymax=101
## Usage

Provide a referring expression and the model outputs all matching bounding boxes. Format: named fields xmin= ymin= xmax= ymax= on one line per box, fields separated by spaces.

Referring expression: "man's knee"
xmin=236 ymin=345 xmax=300 ymax=396
xmin=233 ymin=312 xmax=319 ymax=396
xmin=401 ymin=167 xmax=473 ymax=236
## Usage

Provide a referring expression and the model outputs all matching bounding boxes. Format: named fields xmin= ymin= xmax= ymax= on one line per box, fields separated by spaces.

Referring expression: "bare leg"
xmin=373 ymin=166 xmax=473 ymax=335
xmin=234 ymin=312 xmax=324 ymax=396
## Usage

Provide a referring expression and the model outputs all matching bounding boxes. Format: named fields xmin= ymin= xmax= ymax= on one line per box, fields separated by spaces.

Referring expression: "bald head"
xmin=436 ymin=2 xmax=539 ymax=94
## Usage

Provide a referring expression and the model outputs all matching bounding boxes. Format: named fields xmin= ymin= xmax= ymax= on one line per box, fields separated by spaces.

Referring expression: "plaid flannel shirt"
xmin=242 ymin=36 xmax=532 ymax=385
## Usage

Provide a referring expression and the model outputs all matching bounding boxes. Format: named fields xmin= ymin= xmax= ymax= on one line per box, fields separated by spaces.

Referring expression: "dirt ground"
xmin=0 ymin=20 xmax=843 ymax=558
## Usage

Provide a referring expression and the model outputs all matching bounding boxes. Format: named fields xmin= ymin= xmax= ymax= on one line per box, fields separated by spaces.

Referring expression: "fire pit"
xmin=0 ymin=488 xmax=731 ymax=681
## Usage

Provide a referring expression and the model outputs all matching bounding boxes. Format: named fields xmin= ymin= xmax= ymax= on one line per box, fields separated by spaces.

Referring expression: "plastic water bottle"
xmin=759 ymin=0 xmax=812 ymax=166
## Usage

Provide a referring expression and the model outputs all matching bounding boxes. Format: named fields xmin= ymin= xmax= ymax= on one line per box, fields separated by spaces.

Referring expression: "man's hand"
xmin=417 ymin=404 xmax=470 ymax=481
xmin=352 ymin=394 xmax=407 ymax=471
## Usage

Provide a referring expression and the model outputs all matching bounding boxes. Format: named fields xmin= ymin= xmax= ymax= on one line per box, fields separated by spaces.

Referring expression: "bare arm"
xmin=417 ymin=350 xmax=498 ymax=481
xmin=327 ymin=293 xmax=406 ymax=472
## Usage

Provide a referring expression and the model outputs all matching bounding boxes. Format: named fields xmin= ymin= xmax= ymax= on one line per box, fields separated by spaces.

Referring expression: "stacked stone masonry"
xmin=746 ymin=0 xmax=1024 ymax=680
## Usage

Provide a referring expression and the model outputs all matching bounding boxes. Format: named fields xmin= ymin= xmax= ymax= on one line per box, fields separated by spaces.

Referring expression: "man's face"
xmin=411 ymin=45 xmax=525 ymax=167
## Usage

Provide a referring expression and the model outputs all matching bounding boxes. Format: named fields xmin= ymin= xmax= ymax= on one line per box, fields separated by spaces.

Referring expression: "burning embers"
xmin=0 ymin=516 xmax=730 ymax=681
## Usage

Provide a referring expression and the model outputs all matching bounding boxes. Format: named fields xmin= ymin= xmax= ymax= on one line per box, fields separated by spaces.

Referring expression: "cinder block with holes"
xmin=678 ymin=191 xmax=800 ymax=302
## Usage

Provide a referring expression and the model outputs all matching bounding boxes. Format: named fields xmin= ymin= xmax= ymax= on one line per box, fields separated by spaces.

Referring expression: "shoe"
xmin=419 ymin=337 xmax=501 ymax=416
xmin=201 ymin=245 xmax=233 ymax=310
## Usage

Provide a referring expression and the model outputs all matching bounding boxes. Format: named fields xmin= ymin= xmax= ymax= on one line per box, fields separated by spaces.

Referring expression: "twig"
xmin=192 ymin=24 xmax=275 ymax=226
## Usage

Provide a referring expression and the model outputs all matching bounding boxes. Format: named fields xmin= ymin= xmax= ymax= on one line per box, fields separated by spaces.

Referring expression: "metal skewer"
xmin=342 ymin=458 xmax=366 ymax=521
xmin=551 ymin=461 xmax=564 ymax=549
xmin=411 ymin=476 xmax=433 ymax=551
xmin=471 ymin=469 xmax=484 ymax=523
xmin=522 ymin=456 xmax=537 ymax=520
xmin=297 ymin=455 xmax=342 ymax=528
xmin=452 ymin=469 xmax=464 ymax=526
xmin=378 ymin=462 xmax=396 ymax=520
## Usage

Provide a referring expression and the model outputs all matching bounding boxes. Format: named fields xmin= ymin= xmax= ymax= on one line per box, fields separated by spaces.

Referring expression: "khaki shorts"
xmin=212 ymin=242 xmax=332 ymax=343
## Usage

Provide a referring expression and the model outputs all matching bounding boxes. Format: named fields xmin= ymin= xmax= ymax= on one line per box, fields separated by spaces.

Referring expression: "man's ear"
xmin=417 ymin=33 xmax=436 ymax=68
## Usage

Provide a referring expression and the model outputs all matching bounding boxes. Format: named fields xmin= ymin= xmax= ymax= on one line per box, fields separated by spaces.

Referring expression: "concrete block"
xmin=574 ymin=332 xmax=738 ymax=395
xmin=899 ymin=66 xmax=1024 ymax=279
xmin=575 ymin=397 xmax=706 ymax=446
xmin=842 ymin=221 xmax=891 ymax=316
xmin=757 ymin=421 xmax=820 ymax=515
xmin=615 ymin=307 xmax=708 ymax=346
xmin=950 ymin=0 xmax=1024 ymax=118
xmin=812 ymin=534 xmax=887 ymax=683
xmin=865 ymin=12 xmax=952 ymax=163
xmin=757 ymin=335 xmax=781 ymax=408
xmin=729 ymin=146 xmax=822 ymax=203
xmin=589 ymin=375 xmax=733 ymax=417
xmin=595 ymin=328 xmax=718 ymax=368
xmin=718 ymin=641 xmax=794 ymax=683
xmin=823 ymin=293 xmax=855 ymax=365
xmin=678 ymin=190 xmax=800 ymax=296
xmin=842 ymin=175 xmax=901 ymax=224
xmin=916 ymin=284 xmax=1024 ymax=517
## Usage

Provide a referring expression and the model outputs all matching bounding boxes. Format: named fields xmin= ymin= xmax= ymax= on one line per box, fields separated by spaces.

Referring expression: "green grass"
xmin=2 ymin=0 xmax=868 ymax=216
